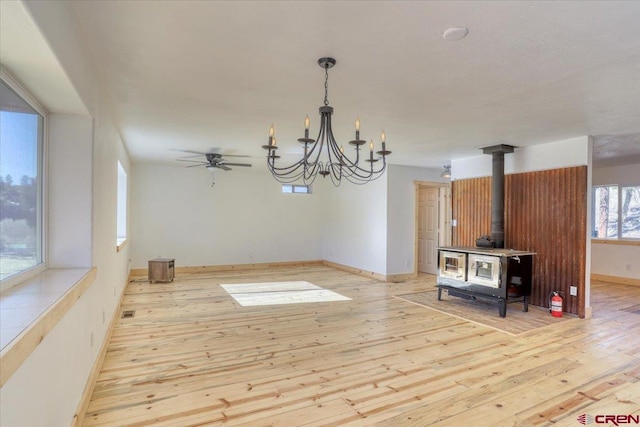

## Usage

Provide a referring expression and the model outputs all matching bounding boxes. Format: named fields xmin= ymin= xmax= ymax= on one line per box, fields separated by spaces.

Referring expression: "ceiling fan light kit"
xmin=262 ymin=57 xmax=391 ymax=186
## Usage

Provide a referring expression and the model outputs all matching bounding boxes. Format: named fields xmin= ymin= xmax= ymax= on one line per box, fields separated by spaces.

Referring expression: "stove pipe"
xmin=481 ymin=144 xmax=515 ymax=249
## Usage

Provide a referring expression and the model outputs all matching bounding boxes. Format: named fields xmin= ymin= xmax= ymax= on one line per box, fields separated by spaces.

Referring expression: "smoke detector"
xmin=442 ymin=27 xmax=469 ymax=41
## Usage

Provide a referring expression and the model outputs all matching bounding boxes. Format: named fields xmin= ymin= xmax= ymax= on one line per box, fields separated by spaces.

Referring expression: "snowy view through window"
xmin=593 ymin=185 xmax=640 ymax=239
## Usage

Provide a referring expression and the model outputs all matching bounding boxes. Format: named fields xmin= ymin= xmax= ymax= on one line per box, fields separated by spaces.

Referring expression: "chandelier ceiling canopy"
xmin=262 ymin=57 xmax=391 ymax=186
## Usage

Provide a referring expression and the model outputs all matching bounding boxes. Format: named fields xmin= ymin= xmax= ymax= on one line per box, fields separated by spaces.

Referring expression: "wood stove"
xmin=438 ymin=144 xmax=537 ymax=317
xmin=437 ymin=247 xmax=535 ymax=317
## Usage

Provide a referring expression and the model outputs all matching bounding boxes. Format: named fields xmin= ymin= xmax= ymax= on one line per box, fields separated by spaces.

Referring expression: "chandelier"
xmin=262 ymin=57 xmax=391 ymax=186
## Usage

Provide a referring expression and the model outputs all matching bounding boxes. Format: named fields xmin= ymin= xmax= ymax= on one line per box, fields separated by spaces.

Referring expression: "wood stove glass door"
xmin=467 ymin=254 xmax=501 ymax=288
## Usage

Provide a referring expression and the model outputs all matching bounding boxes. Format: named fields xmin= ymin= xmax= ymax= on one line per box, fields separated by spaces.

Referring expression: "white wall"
xmin=130 ymin=164 xmax=323 ymax=269
xmin=0 ymin=2 xmax=131 ymax=426
xmin=131 ymin=163 xmax=446 ymax=278
xmin=591 ymin=162 xmax=640 ymax=280
xmin=451 ymin=136 xmax=590 ymax=180
xmin=386 ymin=165 xmax=448 ymax=275
xmin=320 ymin=175 xmax=388 ymax=275
xmin=593 ymin=163 xmax=640 ymax=186
xmin=48 ymin=114 xmax=93 ymax=267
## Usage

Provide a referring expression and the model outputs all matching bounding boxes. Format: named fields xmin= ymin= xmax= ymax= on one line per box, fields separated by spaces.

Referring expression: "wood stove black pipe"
xmin=491 ymin=151 xmax=506 ymax=248
xmin=482 ymin=144 xmax=515 ymax=249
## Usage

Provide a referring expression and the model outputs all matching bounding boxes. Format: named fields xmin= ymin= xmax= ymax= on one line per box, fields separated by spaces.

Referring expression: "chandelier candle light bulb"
xmin=262 ymin=124 xmax=281 ymax=159
xmin=262 ymin=57 xmax=391 ymax=186
xmin=304 ymin=115 xmax=310 ymax=139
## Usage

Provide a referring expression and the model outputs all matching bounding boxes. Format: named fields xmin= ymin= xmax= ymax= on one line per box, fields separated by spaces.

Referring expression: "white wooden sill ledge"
xmin=0 ymin=267 xmax=96 ymax=386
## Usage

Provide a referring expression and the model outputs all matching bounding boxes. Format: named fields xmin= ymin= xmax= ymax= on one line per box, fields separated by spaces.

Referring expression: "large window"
xmin=592 ymin=185 xmax=640 ymax=239
xmin=0 ymin=77 xmax=45 ymax=281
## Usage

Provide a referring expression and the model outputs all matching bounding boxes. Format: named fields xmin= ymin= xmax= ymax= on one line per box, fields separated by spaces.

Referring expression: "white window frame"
xmin=116 ymin=160 xmax=127 ymax=248
xmin=592 ymin=184 xmax=640 ymax=241
xmin=282 ymin=184 xmax=312 ymax=194
xmin=0 ymin=69 xmax=47 ymax=291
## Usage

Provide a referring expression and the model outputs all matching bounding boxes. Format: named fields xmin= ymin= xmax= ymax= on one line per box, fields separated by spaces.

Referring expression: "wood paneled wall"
xmin=451 ymin=166 xmax=588 ymax=317
xmin=451 ymin=177 xmax=492 ymax=246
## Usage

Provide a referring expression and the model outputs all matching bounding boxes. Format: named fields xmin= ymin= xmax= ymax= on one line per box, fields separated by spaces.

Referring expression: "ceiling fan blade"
xmin=215 ymin=164 xmax=232 ymax=171
xmin=171 ymin=149 xmax=209 ymax=156
xmin=222 ymin=162 xmax=252 ymax=167
xmin=219 ymin=154 xmax=251 ymax=158
xmin=186 ymin=163 xmax=206 ymax=168
xmin=177 ymin=159 xmax=207 ymax=163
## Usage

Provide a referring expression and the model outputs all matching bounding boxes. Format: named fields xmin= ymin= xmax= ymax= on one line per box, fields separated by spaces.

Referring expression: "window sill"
xmin=0 ymin=263 xmax=46 ymax=293
xmin=591 ymin=239 xmax=640 ymax=247
xmin=116 ymin=238 xmax=128 ymax=252
xmin=0 ymin=267 xmax=96 ymax=386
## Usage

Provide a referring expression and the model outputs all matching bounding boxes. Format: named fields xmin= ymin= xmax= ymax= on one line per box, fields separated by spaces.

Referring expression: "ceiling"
xmin=9 ymin=1 xmax=640 ymax=168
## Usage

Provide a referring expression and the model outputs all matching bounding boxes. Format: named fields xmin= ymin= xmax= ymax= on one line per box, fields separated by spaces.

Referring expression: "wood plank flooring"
xmin=83 ymin=267 xmax=640 ymax=426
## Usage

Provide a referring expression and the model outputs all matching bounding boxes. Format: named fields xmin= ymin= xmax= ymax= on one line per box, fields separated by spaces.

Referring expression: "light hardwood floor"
xmin=84 ymin=266 xmax=640 ymax=426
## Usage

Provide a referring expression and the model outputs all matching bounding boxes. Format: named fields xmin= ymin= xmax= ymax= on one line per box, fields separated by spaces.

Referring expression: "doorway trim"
xmin=413 ymin=181 xmax=452 ymax=277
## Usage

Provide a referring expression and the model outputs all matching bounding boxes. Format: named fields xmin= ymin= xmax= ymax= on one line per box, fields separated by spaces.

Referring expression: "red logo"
xmin=578 ymin=414 xmax=594 ymax=425
xmin=578 ymin=414 xmax=640 ymax=425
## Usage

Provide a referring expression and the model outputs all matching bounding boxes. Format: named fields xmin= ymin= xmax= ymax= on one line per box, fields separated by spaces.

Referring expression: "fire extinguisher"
xmin=549 ymin=291 xmax=563 ymax=318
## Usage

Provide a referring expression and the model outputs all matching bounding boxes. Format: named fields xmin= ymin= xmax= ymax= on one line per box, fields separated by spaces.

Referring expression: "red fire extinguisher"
xmin=550 ymin=292 xmax=563 ymax=318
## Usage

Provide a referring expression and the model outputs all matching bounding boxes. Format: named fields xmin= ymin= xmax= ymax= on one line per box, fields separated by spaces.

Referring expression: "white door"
xmin=418 ymin=187 xmax=439 ymax=274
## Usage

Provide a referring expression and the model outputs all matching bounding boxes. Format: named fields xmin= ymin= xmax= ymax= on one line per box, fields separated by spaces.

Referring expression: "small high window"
xmin=282 ymin=184 xmax=311 ymax=194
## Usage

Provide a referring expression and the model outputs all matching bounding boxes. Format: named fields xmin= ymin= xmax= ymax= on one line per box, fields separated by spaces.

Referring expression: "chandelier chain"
xmin=323 ymin=65 xmax=329 ymax=106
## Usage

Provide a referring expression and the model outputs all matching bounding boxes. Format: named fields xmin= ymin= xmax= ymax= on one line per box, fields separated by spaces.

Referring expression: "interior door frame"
xmin=413 ymin=181 xmax=452 ymax=277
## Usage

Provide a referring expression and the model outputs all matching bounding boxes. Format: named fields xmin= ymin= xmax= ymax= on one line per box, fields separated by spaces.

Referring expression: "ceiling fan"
xmin=176 ymin=151 xmax=252 ymax=171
